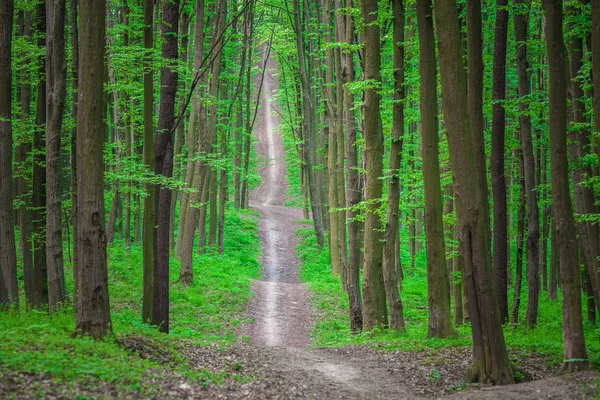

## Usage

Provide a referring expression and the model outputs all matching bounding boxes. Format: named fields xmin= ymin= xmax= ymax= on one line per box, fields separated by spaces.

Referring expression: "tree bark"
xmin=514 ymin=0 xmax=540 ymax=329
xmin=381 ymin=0 xmax=406 ymax=332
xmin=0 ymin=0 xmax=17 ymax=307
xmin=510 ymin=150 xmax=525 ymax=325
xmin=434 ymin=0 xmax=514 ymax=383
xmin=142 ymin=0 xmax=155 ymax=324
xmin=417 ymin=0 xmax=452 ymax=338
xmin=76 ymin=0 xmax=112 ymax=338
xmin=542 ymin=0 xmax=588 ymax=373
xmin=152 ymin=0 xmax=180 ymax=334
xmin=337 ymin=0 xmax=362 ymax=332
xmin=491 ymin=0 xmax=509 ymax=323
xmin=32 ymin=1 xmax=48 ymax=308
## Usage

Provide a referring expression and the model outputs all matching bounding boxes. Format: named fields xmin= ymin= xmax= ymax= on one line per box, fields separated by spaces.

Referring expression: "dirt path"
xmin=235 ymin=53 xmax=598 ymax=400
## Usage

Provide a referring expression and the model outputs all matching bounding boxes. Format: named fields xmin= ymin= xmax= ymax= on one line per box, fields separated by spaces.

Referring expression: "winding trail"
xmin=243 ymin=53 xmax=416 ymax=400
xmin=238 ymin=53 xmax=598 ymax=400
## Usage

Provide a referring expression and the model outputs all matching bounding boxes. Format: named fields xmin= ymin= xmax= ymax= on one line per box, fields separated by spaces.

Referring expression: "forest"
xmin=1 ymin=0 xmax=600 ymax=397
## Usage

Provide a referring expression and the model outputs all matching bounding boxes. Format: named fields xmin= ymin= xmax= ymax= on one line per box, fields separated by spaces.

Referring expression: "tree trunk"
xmin=0 ymin=0 xmax=17 ymax=307
xmin=152 ymin=0 xmax=180 ymax=334
xmin=491 ymin=0 xmax=509 ymax=323
xmin=591 ymin=0 xmax=600 ymax=163
xmin=76 ymin=0 xmax=112 ymax=338
xmin=16 ymin=10 xmax=34 ymax=307
xmin=360 ymin=0 xmax=388 ymax=331
xmin=32 ymin=1 xmax=48 ymax=308
xmin=466 ymin=0 xmax=489 ymax=238
xmin=434 ymin=0 xmax=514 ymax=383
xmin=542 ymin=0 xmax=588 ymax=373
xmin=381 ymin=0 xmax=406 ymax=332
xmin=549 ymin=216 xmax=558 ymax=300
xmin=566 ymin=7 xmax=600 ymax=320
xmin=142 ymin=0 xmax=155 ymax=324
xmin=514 ymin=0 xmax=540 ymax=329
xmin=510 ymin=151 xmax=525 ymax=325
xmin=417 ymin=0 xmax=452 ymax=338
xmin=292 ymin=0 xmax=326 ymax=246
xmin=337 ymin=0 xmax=362 ymax=332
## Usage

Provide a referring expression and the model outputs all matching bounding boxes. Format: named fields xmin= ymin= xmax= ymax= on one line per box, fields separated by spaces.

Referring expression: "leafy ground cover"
xmin=0 ymin=208 xmax=261 ymax=398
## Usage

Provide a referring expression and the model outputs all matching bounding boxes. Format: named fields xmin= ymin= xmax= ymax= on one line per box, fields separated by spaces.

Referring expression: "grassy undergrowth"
xmin=0 ymin=208 xmax=260 ymax=396
xmin=296 ymin=226 xmax=600 ymax=369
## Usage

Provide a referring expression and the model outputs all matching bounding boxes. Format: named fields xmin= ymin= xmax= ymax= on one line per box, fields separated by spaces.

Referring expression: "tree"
xmin=361 ymin=0 xmax=387 ymax=330
xmin=514 ymin=0 xmax=540 ymax=329
xmin=381 ymin=0 xmax=406 ymax=332
xmin=76 ymin=0 xmax=112 ymax=338
xmin=0 ymin=0 xmax=18 ymax=307
xmin=336 ymin=0 xmax=362 ymax=332
xmin=416 ymin=0 xmax=453 ymax=338
xmin=433 ymin=0 xmax=514 ymax=383
xmin=292 ymin=0 xmax=325 ymax=247
xmin=491 ymin=0 xmax=509 ymax=324
xmin=46 ymin=0 xmax=68 ymax=311
xmin=152 ymin=0 xmax=180 ymax=334
xmin=142 ymin=0 xmax=155 ymax=324
xmin=542 ymin=0 xmax=588 ymax=373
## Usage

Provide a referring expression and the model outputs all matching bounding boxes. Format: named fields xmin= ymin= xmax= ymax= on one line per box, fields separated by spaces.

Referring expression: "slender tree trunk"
xmin=32 ymin=1 xmax=48 ymax=308
xmin=491 ymin=0 xmax=509 ymax=323
xmin=337 ymin=0 xmax=362 ymax=332
xmin=380 ymin=0 xmax=406 ymax=332
xmin=142 ymin=0 xmax=155 ymax=324
xmin=360 ymin=0 xmax=388 ymax=331
xmin=466 ymin=0 xmax=489 ymax=237
xmin=434 ymin=0 xmax=514 ymax=383
xmin=417 ymin=0 xmax=452 ymax=338
xmin=542 ymin=0 xmax=588 ymax=373
xmin=76 ymin=0 xmax=112 ymax=338
xmin=292 ymin=0 xmax=326 ymax=246
xmin=0 ymin=0 xmax=17 ymax=307
xmin=152 ymin=0 xmax=180 ymax=334
xmin=549 ymin=217 xmax=558 ymax=300
xmin=16 ymin=11 xmax=34 ymax=307
xmin=511 ymin=151 xmax=525 ymax=324
xmin=514 ymin=0 xmax=540 ymax=328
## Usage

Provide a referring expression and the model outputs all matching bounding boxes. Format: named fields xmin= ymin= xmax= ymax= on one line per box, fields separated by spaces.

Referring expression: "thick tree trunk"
xmin=417 ymin=0 xmax=452 ymax=338
xmin=434 ymin=0 xmax=514 ymax=383
xmin=0 ymin=0 xmax=17 ymax=307
xmin=361 ymin=0 xmax=388 ymax=331
xmin=76 ymin=0 xmax=112 ymax=338
xmin=491 ymin=0 xmax=509 ymax=323
xmin=142 ymin=0 xmax=155 ymax=324
xmin=542 ymin=0 xmax=588 ymax=373
xmin=46 ymin=0 xmax=68 ymax=311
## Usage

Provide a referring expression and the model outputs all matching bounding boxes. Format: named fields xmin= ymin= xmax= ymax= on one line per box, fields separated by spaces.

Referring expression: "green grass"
xmin=0 ymin=207 xmax=261 ymax=396
xmin=296 ymin=226 xmax=600 ymax=369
